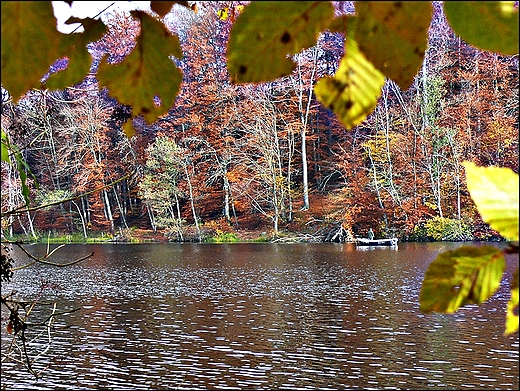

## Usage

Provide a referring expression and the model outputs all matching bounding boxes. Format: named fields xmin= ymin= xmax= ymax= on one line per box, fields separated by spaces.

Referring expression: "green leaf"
xmin=420 ymin=245 xmax=506 ymax=313
xmin=227 ymin=1 xmax=334 ymax=83
xmin=463 ymin=162 xmax=519 ymax=241
xmin=97 ymin=11 xmax=183 ymax=131
xmin=444 ymin=1 xmax=519 ymax=56
xmin=314 ymin=20 xmax=385 ymax=130
xmin=506 ymin=268 xmax=519 ymax=335
xmin=1 ymin=2 xmax=66 ymax=100
xmin=354 ymin=1 xmax=432 ymax=90
xmin=45 ymin=18 xmax=107 ymax=90
xmin=0 ymin=143 xmax=8 ymax=163
xmin=13 ymin=146 xmax=37 ymax=206
xmin=0 ymin=130 xmax=36 ymax=206
xmin=1 ymin=130 xmax=9 ymax=163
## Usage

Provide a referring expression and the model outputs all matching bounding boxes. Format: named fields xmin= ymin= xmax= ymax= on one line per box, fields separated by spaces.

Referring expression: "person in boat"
xmin=367 ymin=228 xmax=374 ymax=240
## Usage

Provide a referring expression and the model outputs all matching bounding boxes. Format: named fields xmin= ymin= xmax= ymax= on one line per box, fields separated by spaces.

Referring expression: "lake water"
xmin=1 ymin=242 xmax=518 ymax=390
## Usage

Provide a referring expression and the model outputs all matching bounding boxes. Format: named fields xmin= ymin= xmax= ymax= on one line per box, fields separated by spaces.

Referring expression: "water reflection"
xmin=355 ymin=245 xmax=398 ymax=251
xmin=1 ymin=242 xmax=518 ymax=390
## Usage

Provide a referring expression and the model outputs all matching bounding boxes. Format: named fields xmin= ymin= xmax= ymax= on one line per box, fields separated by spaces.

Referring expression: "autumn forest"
xmin=1 ymin=1 xmax=519 ymax=243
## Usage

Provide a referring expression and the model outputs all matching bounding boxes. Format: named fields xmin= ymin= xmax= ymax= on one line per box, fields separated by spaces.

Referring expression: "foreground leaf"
xmin=463 ymin=162 xmax=519 ymax=241
xmin=97 ymin=11 xmax=183 ymax=136
xmin=506 ymin=268 xmax=519 ymax=335
xmin=1 ymin=2 xmax=65 ymax=100
xmin=315 ymin=18 xmax=385 ymax=130
xmin=354 ymin=1 xmax=432 ymax=90
xmin=0 ymin=130 xmax=36 ymax=206
xmin=150 ymin=1 xmax=177 ymax=17
xmin=227 ymin=1 xmax=334 ymax=83
xmin=1 ymin=130 xmax=9 ymax=163
xmin=45 ymin=18 xmax=107 ymax=90
xmin=444 ymin=1 xmax=519 ymax=56
xmin=420 ymin=245 xmax=506 ymax=313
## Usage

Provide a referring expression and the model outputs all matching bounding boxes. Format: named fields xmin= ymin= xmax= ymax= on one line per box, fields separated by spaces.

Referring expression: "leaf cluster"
xmin=2 ymin=2 xmax=518 ymax=133
xmin=420 ymin=163 xmax=519 ymax=335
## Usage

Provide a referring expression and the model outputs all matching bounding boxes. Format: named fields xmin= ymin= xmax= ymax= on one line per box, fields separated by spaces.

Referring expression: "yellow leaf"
xmin=218 ymin=8 xmax=229 ymax=21
xmin=354 ymin=1 xmax=432 ymax=90
xmin=314 ymin=28 xmax=385 ymax=130
xmin=505 ymin=268 xmax=519 ymax=335
xmin=463 ymin=162 xmax=519 ymax=241
xmin=420 ymin=245 xmax=506 ymax=313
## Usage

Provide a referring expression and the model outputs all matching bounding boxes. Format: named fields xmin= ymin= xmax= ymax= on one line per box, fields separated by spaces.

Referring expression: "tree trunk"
xmin=293 ymin=47 xmax=318 ymax=210
xmin=71 ymin=200 xmax=88 ymax=238
xmin=102 ymin=189 xmax=115 ymax=232
xmin=184 ymin=164 xmax=201 ymax=242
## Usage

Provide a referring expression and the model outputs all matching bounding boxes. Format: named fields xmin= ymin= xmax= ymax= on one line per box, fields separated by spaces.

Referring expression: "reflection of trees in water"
xmin=1 ymin=242 xmax=91 ymax=378
xmin=2 ymin=243 xmax=517 ymax=388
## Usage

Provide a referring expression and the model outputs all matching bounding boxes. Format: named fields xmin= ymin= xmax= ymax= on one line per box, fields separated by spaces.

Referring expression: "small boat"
xmin=356 ymin=237 xmax=398 ymax=247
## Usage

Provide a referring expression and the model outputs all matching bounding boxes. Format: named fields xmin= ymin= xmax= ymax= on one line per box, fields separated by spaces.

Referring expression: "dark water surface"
xmin=1 ymin=242 xmax=518 ymax=390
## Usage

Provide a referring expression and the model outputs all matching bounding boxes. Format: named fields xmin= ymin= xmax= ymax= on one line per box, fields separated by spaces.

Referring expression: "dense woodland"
xmin=1 ymin=2 xmax=518 ymax=243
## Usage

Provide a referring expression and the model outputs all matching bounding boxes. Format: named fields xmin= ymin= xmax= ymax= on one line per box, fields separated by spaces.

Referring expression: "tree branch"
xmin=2 ymin=173 xmax=132 ymax=217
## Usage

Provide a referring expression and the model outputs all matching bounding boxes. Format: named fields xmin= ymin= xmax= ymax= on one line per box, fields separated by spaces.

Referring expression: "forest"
xmin=1 ymin=1 xmax=519 ymax=243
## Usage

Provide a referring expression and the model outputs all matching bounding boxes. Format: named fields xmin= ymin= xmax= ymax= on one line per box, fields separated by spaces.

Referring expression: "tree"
xmin=232 ymin=85 xmax=295 ymax=236
xmin=290 ymin=46 xmax=319 ymax=211
xmin=139 ymin=136 xmax=185 ymax=240
xmin=164 ymin=2 xmax=242 ymax=226
xmin=2 ymin=86 xmax=135 ymax=236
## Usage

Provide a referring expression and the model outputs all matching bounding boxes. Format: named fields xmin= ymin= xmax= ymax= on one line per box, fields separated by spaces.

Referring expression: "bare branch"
xmin=2 ymin=173 xmax=132 ymax=217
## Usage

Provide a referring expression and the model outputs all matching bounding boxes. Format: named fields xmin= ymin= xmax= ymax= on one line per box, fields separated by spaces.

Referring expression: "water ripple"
xmin=2 ymin=243 xmax=518 ymax=390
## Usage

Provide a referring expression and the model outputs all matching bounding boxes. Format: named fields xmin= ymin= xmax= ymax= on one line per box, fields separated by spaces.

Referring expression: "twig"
xmin=11 ymin=242 xmax=94 ymax=271
xmin=2 ymin=174 xmax=131 ymax=217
